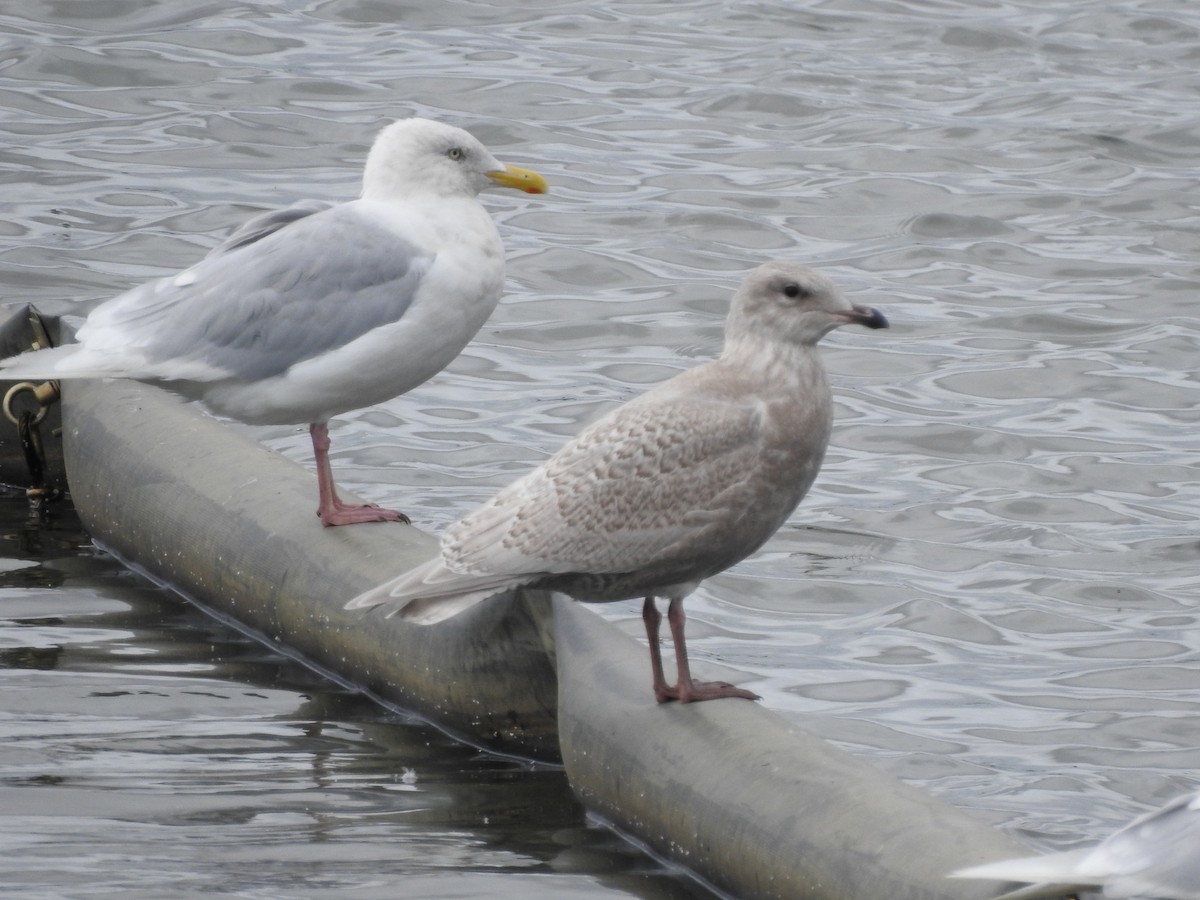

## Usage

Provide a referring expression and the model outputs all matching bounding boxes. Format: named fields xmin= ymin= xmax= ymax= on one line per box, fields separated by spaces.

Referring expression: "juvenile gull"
xmin=951 ymin=789 xmax=1200 ymax=900
xmin=0 ymin=118 xmax=548 ymax=526
xmin=346 ymin=262 xmax=888 ymax=703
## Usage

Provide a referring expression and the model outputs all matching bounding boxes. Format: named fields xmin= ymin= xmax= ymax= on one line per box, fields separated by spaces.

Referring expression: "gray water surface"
xmin=2 ymin=0 xmax=1199 ymax=896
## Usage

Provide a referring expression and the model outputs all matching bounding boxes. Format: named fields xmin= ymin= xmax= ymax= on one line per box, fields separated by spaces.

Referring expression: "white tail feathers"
xmin=951 ymin=789 xmax=1200 ymax=900
xmin=949 ymin=851 xmax=1106 ymax=900
xmin=0 ymin=345 xmax=84 ymax=380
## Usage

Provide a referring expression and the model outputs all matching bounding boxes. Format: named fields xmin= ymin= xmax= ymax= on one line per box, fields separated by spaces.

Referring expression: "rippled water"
xmin=2 ymin=0 xmax=1199 ymax=895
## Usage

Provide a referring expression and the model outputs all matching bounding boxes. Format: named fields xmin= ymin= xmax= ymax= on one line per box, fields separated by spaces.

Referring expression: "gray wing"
xmin=80 ymin=202 xmax=433 ymax=382
xmin=206 ymin=199 xmax=335 ymax=257
xmin=1100 ymin=791 xmax=1200 ymax=899
xmin=951 ymin=791 xmax=1200 ymax=900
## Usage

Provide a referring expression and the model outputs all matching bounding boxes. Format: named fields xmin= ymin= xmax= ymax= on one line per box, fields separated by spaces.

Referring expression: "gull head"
xmin=724 ymin=261 xmax=888 ymax=349
xmin=361 ymin=118 xmax=547 ymax=202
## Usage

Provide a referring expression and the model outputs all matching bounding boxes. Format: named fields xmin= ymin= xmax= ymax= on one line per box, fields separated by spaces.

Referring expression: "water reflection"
xmin=0 ymin=492 xmax=710 ymax=898
xmin=2 ymin=0 xmax=1199 ymax=893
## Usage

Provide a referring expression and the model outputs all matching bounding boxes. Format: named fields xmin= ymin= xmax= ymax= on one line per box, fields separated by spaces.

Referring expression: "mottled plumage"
xmin=1 ymin=118 xmax=547 ymax=526
xmin=347 ymin=262 xmax=888 ymax=703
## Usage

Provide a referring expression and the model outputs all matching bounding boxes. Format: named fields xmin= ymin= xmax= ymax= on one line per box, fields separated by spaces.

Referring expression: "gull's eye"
xmin=783 ymin=282 xmax=808 ymax=300
xmin=446 ymin=147 xmax=465 ymax=161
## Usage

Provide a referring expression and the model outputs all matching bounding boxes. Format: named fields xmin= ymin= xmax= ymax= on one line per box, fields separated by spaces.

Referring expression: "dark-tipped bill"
xmin=843 ymin=305 xmax=889 ymax=329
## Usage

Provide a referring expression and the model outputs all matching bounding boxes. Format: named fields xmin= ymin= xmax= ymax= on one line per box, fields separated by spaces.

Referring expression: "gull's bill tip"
xmin=845 ymin=305 xmax=888 ymax=329
xmin=488 ymin=164 xmax=548 ymax=194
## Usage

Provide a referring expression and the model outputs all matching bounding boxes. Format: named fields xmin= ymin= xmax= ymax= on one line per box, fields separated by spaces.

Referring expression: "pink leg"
xmin=665 ymin=598 xmax=760 ymax=704
xmin=642 ymin=598 xmax=675 ymax=703
xmin=309 ymin=423 xmax=409 ymax=528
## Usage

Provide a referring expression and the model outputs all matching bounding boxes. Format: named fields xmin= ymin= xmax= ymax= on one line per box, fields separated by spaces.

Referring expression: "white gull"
xmin=952 ymin=789 xmax=1200 ymax=900
xmin=0 ymin=117 xmax=548 ymax=526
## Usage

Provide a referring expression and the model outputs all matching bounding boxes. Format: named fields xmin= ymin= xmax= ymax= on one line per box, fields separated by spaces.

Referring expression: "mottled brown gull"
xmin=0 ymin=118 xmax=547 ymax=526
xmin=346 ymin=262 xmax=888 ymax=702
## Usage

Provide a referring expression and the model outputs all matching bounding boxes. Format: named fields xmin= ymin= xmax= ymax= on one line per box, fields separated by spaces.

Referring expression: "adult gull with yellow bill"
xmin=0 ymin=117 xmax=548 ymax=526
